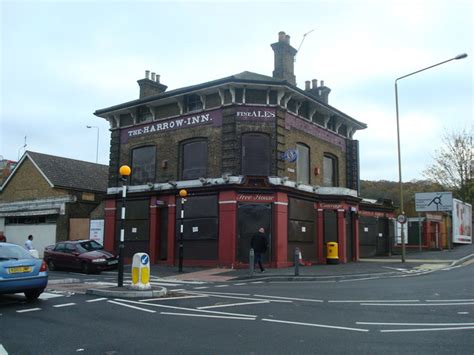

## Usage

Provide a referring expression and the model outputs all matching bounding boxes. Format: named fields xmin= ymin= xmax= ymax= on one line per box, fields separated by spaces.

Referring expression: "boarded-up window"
xmin=296 ymin=144 xmax=310 ymax=184
xmin=323 ymin=154 xmax=338 ymax=187
xmin=242 ymin=133 xmax=270 ymax=176
xmin=131 ymin=146 xmax=156 ymax=185
xmin=69 ymin=218 xmax=90 ymax=240
xmin=181 ymin=139 xmax=208 ymax=180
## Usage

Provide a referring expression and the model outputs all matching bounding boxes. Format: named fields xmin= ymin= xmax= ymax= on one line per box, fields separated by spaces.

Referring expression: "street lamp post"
xmin=118 ymin=165 xmax=131 ymax=287
xmin=178 ymin=189 xmax=188 ymax=273
xmin=395 ymin=53 xmax=467 ymax=263
xmin=86 ymin=125 xmax=99 ymax=163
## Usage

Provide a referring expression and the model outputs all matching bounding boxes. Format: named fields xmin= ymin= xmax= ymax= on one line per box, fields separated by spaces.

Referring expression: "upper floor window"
xmin=131 ymin=146 xmax=156 ymax=185
xmin=181 ymin=139 xmax=208 ymax=180
xmin=296 ymin=143 xmax=310 ymax=184
xmin=241 ymin=133 xmax=270 ymax=176
xmin=185 ymin=94 xmax=203 ymax=113
xmin=323 ymin=154 xmax=338 ymax=187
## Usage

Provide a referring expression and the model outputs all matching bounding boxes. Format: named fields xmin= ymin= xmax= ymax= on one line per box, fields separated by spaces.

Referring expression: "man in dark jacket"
xmin=251 ymin=227 xmax=268 ymax=272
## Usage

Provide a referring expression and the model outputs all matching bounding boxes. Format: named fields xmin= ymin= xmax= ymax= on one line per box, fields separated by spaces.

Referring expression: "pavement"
xmin=50 ymin=243 xmax=474 ymax=299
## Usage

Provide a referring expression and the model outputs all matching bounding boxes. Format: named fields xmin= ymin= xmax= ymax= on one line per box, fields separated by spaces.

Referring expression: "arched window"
xmin=241 ymin=133 xmax=270 ymax=176
xmin=296 ymin=143 xmax=310 ymax=184
xmin=181 ymin=139 xmax=208 ymax=180
xmin=323 ymin=153 xmax=338 ymax=187
xmin=131 ymin=146 xmax=156 ymax=185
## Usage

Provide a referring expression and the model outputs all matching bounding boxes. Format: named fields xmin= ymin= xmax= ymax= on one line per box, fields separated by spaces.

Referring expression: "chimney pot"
xmin=320 ymin=80 xmax=325 ymax=87
xmin=305 ymin=81 xmax=311 ymax=90
xmin=278 ymin=31 xmax=286 ymax=42
xmin=151 ymin=72 xmax=156 ymax=81
xmin=312 ymin=79 xmax=318 ymax=89
xmin=285 ymin=34 xmax=290 ymax=43
xmin=145 ymin=70 xmax=150 ymax=79
xmin=156 ymin=74 xmax=160 ymax=83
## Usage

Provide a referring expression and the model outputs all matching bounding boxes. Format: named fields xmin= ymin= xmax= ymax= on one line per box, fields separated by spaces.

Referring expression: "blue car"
xmin=0 ymin=243 xmax=48 ymax=301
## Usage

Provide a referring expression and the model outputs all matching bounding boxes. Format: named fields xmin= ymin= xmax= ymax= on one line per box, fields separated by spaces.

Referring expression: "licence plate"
xmin=8 ymin=266 xmax=33 ymax=274
xmin=108 ymin=260 xmax=118 ymax=265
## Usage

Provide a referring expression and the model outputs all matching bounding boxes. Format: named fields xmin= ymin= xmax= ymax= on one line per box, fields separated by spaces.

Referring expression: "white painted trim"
xmin=274 ymin=202 xmax=288 ymax=206
xmin=219 ymin=200 xmax=237 ymax=204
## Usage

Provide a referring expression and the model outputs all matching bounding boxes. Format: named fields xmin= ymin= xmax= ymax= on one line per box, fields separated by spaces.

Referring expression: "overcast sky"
xmin=1 ymin=0 xmax=472 ymax=182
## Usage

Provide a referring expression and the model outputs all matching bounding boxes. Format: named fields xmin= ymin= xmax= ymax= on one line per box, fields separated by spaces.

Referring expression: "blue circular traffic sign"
xmin=140 ymin=254 xmax=149 ymax=265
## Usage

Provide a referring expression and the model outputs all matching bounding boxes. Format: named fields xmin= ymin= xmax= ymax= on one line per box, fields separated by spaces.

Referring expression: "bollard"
xmin=294 ymin=247 xmax=300 ymax=276
xmin=130 ymin=253 xmax=151 ymax=290
xmin=249 ymin=248 xmax=255 ymax=276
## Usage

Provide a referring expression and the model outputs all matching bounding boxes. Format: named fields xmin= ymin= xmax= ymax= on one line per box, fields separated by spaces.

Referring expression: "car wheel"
xmin=82 ymin=262 xmax=91 ymax=274
xmin=24 ymin=289 xmax=43 ymax=301
xmin=47 ymin=260 xmax=56 ymax=271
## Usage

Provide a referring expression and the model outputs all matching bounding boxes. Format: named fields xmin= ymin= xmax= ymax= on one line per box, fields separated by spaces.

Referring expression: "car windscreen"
xmin=77 ymin=241 xmax=104 ymax=253
xmin=0 ymin=244 xmax=33 ymax=260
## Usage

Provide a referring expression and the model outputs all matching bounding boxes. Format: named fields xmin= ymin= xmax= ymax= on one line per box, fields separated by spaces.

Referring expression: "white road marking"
xmin=329 ymin=300 xmax=419 ymax=303
xmin=357 ymin=322 xmax=474 ymax=326
xmin=340 ymin=277 xmax=384 ymax=282
xmin=186 ymin=291 xmax=250 ymax=296
xmin=186 ymin=292 xmax=288 ymax=303
xmin=53 ymin=303 xmax=76 ymax=308
xmin=169 ymin=289 xmax=185 ymax=292
xmin=458 ymin=312 xmax=470 ymax=315
xmin=140 ymin=295 xmax=208 ymax=302
xmin=234 ymin=283 xmax=247 ymax=286
xmin=380 ymin=326 xmax=474 ymax=333
xmin=161 ymin=312 xmax=256 ymax=320
xmin=251 ymin=281 xmax=264 ymax=284
xmin=0 ymin=344 xmax=8 ymax=355
xmin=262 ymin=318 xmax=369 ymax=332
xmin=108 ymin=300 xmax=156 ymax=313
xmin=86 ymin=298 xmax=107 ymax=303
xmin=16 ymin=308 xmax=41 ymax=313
xmin=198 ymin=300 xmax=269 ymax=310
xmin=114 ymin=298 xmax=256 ymax=318
xmin=39 ymin=292 xmax=64 ymax=300
xmin=254 ymin=294 xmax=323 ymax=303
xmin=425 ymin=299 xmax=474 ymax=302
xmin=215 ymin=285 xmax=229 ymax=288
xmin=361 ymin=302 xmax=474 ymax=306
xmin=150 ymin=282 xmax=181 ymax=287
xmin=193 ymin=287 xmax=209 ymax=290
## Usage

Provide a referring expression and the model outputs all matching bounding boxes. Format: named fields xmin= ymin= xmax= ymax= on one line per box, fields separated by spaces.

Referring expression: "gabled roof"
xmin=0 ymin=151 xmax=109 ymax=193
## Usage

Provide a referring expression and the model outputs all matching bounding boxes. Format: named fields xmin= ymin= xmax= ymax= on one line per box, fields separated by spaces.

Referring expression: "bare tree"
xmin=423 ymin=127 xmax=473 ymax=204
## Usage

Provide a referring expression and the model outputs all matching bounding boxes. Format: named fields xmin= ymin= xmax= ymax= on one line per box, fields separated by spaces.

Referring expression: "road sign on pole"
xmin=415 ymin=192 xmax=453 ymax=212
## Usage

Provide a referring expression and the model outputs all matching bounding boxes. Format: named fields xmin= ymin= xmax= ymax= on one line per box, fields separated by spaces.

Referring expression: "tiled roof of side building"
xmin=27 ymin=151 xmax=109 ymax=193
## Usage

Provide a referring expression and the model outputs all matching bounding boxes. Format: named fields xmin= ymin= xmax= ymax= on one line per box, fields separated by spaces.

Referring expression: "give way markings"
xmin=106 ymin=291 xmax=369 ymax=333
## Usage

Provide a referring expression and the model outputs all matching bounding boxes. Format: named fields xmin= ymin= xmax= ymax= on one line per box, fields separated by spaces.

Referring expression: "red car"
xmin=43 ymin=240 xmax=118 ymax=274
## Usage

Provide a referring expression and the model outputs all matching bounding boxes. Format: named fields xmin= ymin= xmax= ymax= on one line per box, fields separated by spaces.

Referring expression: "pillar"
xmin=273 ymin=192 xmax=289 ymax=268
xmin=165 ymin=195 xmax=176 ymax=266
xmin=218 ymin=191 xmax=237 ymax=267
xmin=337 ymin=209 xmax=347 ymax=263
xmin=316 ymin=207 xmax=325 ymax=264
xmin=149 ymin=197 xmax=158 ymax=264
xmin=104 ymin=199 xmax=116 ymax=252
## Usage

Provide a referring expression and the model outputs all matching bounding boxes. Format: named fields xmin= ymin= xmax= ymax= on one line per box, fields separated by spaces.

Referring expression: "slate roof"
xmin=23 ymin=151 xmax=108 ymax=193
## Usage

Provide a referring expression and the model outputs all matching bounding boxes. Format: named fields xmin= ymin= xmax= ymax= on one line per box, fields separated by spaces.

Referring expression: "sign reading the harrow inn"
xmin=121 ymin=109 xmax=223 ymax=143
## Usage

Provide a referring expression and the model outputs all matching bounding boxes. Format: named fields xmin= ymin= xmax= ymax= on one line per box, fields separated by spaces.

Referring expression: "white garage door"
xmin=5 ymin=224 xmax=57 ymax=258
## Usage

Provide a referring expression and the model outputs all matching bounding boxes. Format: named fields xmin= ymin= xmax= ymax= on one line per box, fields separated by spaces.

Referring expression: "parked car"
xmin=43 ymin=240 xmax=118 ymax=274
xmin=0 ymin=242 xmax=48 ymax=301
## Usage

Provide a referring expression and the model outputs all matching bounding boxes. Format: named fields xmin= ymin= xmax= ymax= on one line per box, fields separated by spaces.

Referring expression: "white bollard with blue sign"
xmin=130 ymin=253 xmax=151 ymax=290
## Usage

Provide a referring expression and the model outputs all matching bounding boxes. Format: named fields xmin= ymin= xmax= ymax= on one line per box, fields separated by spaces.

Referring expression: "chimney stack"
xmin=271 ymin=31 xmax=297 ymax=86
xmin=305 ymin=80 xmax=311 ymax=90
xmin=306 ymin=78 xmax=331 ymax=104
xmin=137 ymin=70 xmax=168 ymax=99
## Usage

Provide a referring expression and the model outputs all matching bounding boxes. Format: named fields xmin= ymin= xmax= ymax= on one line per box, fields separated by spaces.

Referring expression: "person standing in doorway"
xmin=24 ymin=235 xmax=34 ymax=250
xmin=251 ymin=227 xmax=268 ymax=273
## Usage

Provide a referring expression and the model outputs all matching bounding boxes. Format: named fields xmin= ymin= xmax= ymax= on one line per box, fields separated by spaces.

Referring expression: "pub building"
xmin=94 ymin=31 xmax=395 ymax=268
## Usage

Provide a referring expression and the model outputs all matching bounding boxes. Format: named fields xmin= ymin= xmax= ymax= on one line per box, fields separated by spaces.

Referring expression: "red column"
xmin=149 ymin=197 xmax=158 ymax=264
xmin=337 ymin=209 xmax=347 ymax=263
xmin=104 ymin=199 xmax=116 ymax=252
xmin=273 ymin=192 xmax=289 ymax=268
xmin=353 ymin=211 xmax=360 ymax=261
xmin=165 ymin=195 xmax=176 ymax=266
xmin=218 ymin=191 xmax=237 ymax=267
xmin=316 ymin=207 xmax=325 ymax=264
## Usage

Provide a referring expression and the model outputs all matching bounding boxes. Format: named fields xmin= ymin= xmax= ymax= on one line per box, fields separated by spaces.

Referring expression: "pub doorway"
xmin=237 ymin=203 xmax=272 ymax=263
